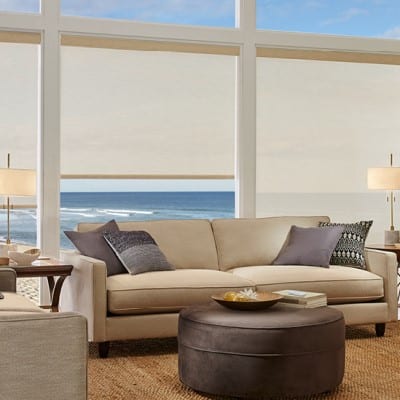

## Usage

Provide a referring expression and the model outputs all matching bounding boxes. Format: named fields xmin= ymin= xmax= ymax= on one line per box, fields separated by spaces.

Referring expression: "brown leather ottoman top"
xmin=179 ymin=302 xmax=345 ymax=399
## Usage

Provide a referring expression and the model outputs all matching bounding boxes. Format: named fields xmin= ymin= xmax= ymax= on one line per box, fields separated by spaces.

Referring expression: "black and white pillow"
xmin=104 ymin=230 xmax=175 ymax=275
xmin=318 ymin=221 xmax=373 ymax=269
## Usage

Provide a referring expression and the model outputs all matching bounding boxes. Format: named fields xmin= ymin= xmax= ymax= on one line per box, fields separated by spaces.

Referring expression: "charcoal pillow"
xmin=319 ymin=221 xmax=373 ymax=269
xmin=64 ymin=219 xmax=126 ymax=276
xmin=104 ymin=230 xmax=175 ymax=275
xmin=273 ymin=225 xmax=344 ymax=267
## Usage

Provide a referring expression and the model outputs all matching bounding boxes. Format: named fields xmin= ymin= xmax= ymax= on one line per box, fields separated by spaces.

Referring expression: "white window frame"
xmin=0 ymin=0 xmax=399 ymax=257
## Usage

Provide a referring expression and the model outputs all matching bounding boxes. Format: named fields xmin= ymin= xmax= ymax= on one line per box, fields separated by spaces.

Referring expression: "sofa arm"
xmin=0 ymin=267 xmax=17 ymax=292
xmin=59 ymin=250 xmax=107 ymax=342
xmin=365 ymin=248 xmax=398 ymax=322
xmin=0 ymin=312 xmax=87 ymax=400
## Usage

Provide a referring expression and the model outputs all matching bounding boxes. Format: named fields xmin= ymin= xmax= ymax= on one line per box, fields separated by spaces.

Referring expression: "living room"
xmin=1 ymin=1 xmax=400 ymax=399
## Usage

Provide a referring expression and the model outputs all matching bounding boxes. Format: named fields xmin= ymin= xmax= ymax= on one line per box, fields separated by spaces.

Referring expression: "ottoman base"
xmin=179 ymin=303 xmax=345 ymax=399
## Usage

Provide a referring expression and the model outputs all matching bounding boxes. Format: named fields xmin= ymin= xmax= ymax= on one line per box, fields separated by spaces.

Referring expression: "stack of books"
xmin=273 ymin=289 xmax=327 ymax=308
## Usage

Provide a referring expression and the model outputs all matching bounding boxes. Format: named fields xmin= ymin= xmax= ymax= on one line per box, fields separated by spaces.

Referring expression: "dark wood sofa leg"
xmin=98 ymin=341 xmax=110 ymax=358
xmin=375 ymin=323 xmax=386 ymax=337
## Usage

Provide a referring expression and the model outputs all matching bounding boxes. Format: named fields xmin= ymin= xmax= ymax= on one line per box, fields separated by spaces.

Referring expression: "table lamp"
xmin=0 ymin=154 xmax=36 ymax=250
xmin=368 ymin=154 xmax=400 ymax=244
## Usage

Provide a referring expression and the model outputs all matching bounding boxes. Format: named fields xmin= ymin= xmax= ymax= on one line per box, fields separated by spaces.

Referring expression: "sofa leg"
xmin=98 ymin=341 xmax=110 ymax=358
xmin=375 ymin=323 xmax=386 ymax=337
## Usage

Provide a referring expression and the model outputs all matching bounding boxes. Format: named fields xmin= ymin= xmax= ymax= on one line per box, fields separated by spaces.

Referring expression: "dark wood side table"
xmin=11 ymin=258 xmax=73 ymax=312
xmin=366 ymin=244 xmax=400 ymax=303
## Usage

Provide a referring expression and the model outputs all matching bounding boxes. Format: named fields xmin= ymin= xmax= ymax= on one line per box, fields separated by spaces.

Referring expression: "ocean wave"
xmin=60 ymin=207 xmax=92 ymax=212
xmin=96 ymin=209 xmax=153 ymax=216
xmin=61 ymin=211 xmax=98 ymax=218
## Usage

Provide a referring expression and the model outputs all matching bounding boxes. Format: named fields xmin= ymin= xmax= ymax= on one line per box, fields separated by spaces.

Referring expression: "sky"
xmin=0 ymin=0 xmax=399 ymax=38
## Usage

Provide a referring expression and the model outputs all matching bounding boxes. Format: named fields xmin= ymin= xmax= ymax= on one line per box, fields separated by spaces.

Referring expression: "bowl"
xmin=8 ymin=248 xmax=40 ymax=265
xmin=211 ymin=292 xmax=283 ymax=311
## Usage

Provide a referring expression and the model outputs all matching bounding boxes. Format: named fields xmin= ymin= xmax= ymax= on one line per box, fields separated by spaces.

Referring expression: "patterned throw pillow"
xmin=318 ymin=221 xmax=373 ymax=269
xmin=104 ymin=230 xmax=175 ymax=275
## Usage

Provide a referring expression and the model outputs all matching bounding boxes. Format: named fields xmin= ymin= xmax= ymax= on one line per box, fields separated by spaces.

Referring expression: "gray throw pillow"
xmin=273 ymin=225 xmax=344 ymax=267
xmin=319 ymin=221 xmax=373 ymax=269
xmin=64 ymin=219 xmax=126 ymax=276
xmin=104 ymin=230 xmax=175 ymax=275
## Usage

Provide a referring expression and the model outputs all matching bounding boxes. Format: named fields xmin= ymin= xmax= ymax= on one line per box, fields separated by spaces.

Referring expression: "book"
xmin=273 ymin=289 xmax=327 ymax=308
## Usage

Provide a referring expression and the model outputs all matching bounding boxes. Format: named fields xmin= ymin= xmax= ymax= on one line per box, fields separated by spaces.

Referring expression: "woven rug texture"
xmin=88 ymin=322 xmax=400 ymax=400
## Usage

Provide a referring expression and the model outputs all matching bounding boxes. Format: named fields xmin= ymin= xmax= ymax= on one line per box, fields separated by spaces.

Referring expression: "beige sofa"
xmin=0 ymin=268 xmax=88 ymax=400
xmin=60 ymin=216 xmax=398 ymax=358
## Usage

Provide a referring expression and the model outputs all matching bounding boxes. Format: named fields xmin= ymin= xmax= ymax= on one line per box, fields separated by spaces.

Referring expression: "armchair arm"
xmin=0 ymin=312 xmax=87 ymax=400
xmin=59 ymin=250 xmax=107 ymax=342
xmin=0 ymin=267 xmax=16 ymax=292
xmin=365 ymin=248 xmax=398 ymax=322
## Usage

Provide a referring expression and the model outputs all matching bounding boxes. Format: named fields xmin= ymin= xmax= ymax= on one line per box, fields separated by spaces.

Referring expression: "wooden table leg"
xmin=47 ymin=276 xmax=67 ymax=312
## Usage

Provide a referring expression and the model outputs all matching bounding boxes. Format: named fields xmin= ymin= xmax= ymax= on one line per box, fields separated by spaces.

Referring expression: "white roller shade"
xmin=0 ymin=43 xmax=38 ymax=170
xmin=61 ymin=46 xmax=235 ymax=178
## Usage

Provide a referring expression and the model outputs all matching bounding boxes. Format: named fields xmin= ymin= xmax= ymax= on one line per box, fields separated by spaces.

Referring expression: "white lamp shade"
xmin=0 ymin=168 xmax=36 ymax=196
xmin=368 ymin=167 xmax=400 ymax=190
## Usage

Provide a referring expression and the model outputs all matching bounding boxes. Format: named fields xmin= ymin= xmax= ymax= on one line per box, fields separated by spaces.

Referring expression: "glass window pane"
xmin=59 ymin=180 xmax=235 ymax=249
xmin=61 ymin=0 xmax=236 ymax=27
xmin=61 ymin=46 xmax=235 ymax=177
xmin=256 ymin=57 xmax=400 ymax=243
xmin=0 ymin=42 xmax=38 ymax=246
xmin=257 ymin=0 xmax=400 ymax=39
xmin=0 ymin=0 xmax=40 ymax=13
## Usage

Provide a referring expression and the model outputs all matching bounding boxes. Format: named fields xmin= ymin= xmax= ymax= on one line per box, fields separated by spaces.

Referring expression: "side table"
xmin=10 ymin=258 xmax=73 ymax=312
xmin=366 ymin=244 xmax=400 ymax=303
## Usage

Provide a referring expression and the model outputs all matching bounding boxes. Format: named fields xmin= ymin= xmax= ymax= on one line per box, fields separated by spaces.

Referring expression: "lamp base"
xmin=384 ymin=230 xmax=399 ymax=245
xmin=0 ymin=243 xmax=17 ymax=257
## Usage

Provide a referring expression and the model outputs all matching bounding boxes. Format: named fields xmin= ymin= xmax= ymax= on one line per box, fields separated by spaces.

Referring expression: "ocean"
xmin=0 ymin=192 xmax=235 ymax=249
xmin=0 ymin=191 xmax=392 ymax=249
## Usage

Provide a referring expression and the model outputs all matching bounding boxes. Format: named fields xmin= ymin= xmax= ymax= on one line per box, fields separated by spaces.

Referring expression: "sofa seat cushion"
xmin=0 ymin=292 xmax=45 ymax=313
xmin=106 ymin=270 xmax=255 ymax=315
xmin=229 ymin=265 xmax=384 ymax=304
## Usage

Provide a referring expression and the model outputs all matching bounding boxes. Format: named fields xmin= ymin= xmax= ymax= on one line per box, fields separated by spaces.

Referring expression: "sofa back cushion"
xmin=77 ymin=219 xmax=219 ymax=270
xmin=211 ymin=216 xmax=330 ymax=271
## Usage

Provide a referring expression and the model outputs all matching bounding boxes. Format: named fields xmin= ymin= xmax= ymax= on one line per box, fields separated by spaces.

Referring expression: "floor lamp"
xmin=368 ymin=154 xmax=400 ymax=244
xmin=0 ymin=154 xmax=36 ymax=254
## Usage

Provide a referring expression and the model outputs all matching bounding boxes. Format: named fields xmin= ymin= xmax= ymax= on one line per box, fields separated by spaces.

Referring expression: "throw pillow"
xmin=103 ymin=230 xmax=175 ymax=275
xmin=318 ymin=221 xmax=373 ymax=269
xmin=273 ymin=225 xmax=344 ymax=267
xmin=64 ymin=219 xmax=126 ymax=276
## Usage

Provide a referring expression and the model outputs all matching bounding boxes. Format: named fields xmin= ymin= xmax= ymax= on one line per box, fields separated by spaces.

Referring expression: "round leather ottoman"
xmin=178 ymin=303 xmax=345 ymax=399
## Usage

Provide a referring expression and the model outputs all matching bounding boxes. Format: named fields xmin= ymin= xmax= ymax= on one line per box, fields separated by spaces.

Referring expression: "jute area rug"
xmin=88 ymin=322 xmax=400 ymax=400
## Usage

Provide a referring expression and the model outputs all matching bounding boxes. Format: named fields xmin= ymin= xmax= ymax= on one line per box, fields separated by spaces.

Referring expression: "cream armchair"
xmin=0 ymin=268 xmax=88 ymax=400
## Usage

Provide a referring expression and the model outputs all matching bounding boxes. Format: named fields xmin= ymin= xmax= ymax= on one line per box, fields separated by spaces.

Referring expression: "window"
xmin=0 ymin=0 xmax=40 ymax=13
xmin=60 ymin=44 xmax=236 ymax=246
xmin=256 ymin=0 xmax=400 ymax=39
xmin=59 ymin=179 xmax=234 ymax=249
xmin=256 ymin=56 xmax=400 ymax=243
xmin=0 ymin=42 xmax=38 ymax=246
xmin=61 ymin=0 xmax=236 ymax=27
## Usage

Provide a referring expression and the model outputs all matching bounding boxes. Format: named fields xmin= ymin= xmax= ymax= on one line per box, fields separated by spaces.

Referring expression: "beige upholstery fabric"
xmin=78 ymin=219 xmax=219 ymax=270
xmin=0 ymin=268 xmax=17 ymax=292
xmin=0 ymin=292 xmax=46 ymax=313
xmin=107 ymin=269 xmax=254 ymax=315
xmin=365 ymin=248 xmax=398 ymax=321
xmin=230 ymin=265 xmax=384 ymax=304
xmin=212 ymin=216 xmax=330 ymax=271
xmin=0 ymin=312 xmax=87 ymax=400
xmin=106 ymin=313 xmax=179 ymax=341
xmin=60 ymin=251 xmax=108 ymax=342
